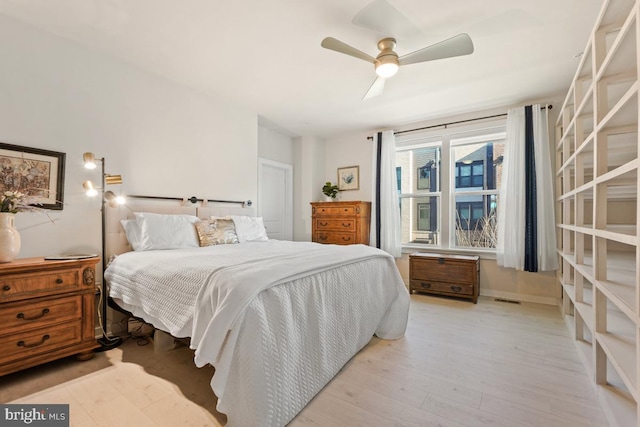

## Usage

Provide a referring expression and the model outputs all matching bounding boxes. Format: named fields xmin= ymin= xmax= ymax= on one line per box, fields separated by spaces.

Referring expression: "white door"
xmin=258 ymin=158 xmax=293 ymax=240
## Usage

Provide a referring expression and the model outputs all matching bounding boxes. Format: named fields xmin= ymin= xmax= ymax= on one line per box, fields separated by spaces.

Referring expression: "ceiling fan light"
xmin=376 ymin=62 xmax=399 ymax=78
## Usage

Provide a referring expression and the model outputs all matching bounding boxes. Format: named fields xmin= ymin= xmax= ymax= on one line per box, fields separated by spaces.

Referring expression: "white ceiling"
xmin=0 ymin=0 xmax=603 ymax=138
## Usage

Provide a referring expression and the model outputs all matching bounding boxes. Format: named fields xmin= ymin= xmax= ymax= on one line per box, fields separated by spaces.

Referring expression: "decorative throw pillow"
xmin=211 ymin=215 xmax=269 ymax=242
xmin=134 ymin=212 xmax=200 ymax=250
xmin=195 ymin=219 xmax=239 ymax=246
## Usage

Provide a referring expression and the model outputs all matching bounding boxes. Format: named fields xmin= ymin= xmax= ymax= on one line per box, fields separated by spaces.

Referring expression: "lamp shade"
xmin=104 ymin=191 xmax=126 ymax=207
xmin=105 ymin=174 xmax=123 ymax=185
xmin=83 ymin=180 xmax=98 ymax=197
xmin=83 ymin=152 xmax=97 ymax=170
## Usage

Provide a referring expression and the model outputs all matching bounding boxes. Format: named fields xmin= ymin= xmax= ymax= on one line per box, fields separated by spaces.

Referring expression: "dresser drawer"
xmin=0 ymin=322 xmax=82 ymax=363
xmin=1 ymin=295 xmax=82 ymax=336
xmin=410 ymin=258 xmax=477 ymax=284
xmin=314 ymin=232 xmax=357 ymax=245
xmin=315 ymin=218 xmax=356 ymax=232
xmin=0 ymin=270 xmax=80 ymax=302
xmin=410 ymin=279 xmax=474 ymax=296
xmin=314 ymin=206 xmax=356 ymax=216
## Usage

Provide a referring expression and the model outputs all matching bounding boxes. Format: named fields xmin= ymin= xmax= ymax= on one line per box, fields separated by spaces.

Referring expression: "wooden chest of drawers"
xmin=0 ymin=257 xmax=99 ymax=376
xmin=311 ymin=201 xmax=371 ymax=245
xmin=410 ymin=253 xmax=480 ymax=303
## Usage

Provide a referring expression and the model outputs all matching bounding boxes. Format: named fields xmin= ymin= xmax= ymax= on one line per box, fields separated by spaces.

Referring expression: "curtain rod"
xmin=366 ymin=104 xmax=552 ymax=140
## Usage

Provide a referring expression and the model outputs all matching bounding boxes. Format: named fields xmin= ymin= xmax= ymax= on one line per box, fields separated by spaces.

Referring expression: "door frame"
xmin=258 ymin=158 xmax=293 ymax=240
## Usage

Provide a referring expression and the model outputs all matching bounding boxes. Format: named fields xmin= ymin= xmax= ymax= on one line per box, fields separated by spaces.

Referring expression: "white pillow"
xmin=120 ymin=219 xmax=142 ymax=251
xmin=212 ymin=215 xmax=268 ymax=242
xmin=135 ymin=212 xmax=200 ymax=250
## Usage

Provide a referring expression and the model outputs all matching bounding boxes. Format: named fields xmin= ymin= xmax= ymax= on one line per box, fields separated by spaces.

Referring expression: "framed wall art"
xmin=337 ymin=165 xmax=359 ymax=191
xmin=0 ymin=142 xmax=66 ymax=209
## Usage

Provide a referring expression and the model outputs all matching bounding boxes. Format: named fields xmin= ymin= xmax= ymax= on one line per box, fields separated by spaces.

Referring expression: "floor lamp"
xmin=83 ymin=152 xmax=125 ymax=352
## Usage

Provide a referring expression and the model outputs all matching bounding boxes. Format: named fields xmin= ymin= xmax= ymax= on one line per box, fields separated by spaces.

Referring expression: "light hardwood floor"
xmin=0 ymin=295 xmax=608 ymax=426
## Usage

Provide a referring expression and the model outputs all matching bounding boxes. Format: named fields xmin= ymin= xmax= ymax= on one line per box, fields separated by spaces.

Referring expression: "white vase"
xmin=0 ymin=213 xmax=20 ymax=263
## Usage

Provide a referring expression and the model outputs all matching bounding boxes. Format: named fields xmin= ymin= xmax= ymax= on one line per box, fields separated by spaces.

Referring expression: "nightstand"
xmin=0 ymin=257 xmax=100 ymax=376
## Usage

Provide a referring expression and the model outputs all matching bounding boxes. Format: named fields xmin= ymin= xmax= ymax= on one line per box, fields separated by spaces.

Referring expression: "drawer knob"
xmin=55 ymin=278 xmax=64 ymax=284
xmin=17 ymin=334 xmax=50 ymax=348
xmin=319 ymin=222 xmax=329 ymax=226
xmin=420 ymin=282 xmax=431 ymax=289
xmin=17 ymin=308 xmax=50 ymax=321
xmin=318 ymin=235 xmax=327 ymax=241
xmin=341 ymin=236 xmax=352 ymax=241
xmin=342 ymin=222 xmax=351 ymax=227
xmin=2 ymin=285 xmax=10 ymax=291
xmin=451 ymin=286 xmax=462 ymax=292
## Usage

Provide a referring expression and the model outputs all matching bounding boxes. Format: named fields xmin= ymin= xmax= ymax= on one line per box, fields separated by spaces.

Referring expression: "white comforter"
xmin=105 ymin=240 xmax=409 ymax=426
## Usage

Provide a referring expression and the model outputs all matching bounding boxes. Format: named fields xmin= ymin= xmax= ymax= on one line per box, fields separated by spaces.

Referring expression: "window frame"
xmin=395 ymin=119 xmax=506 ymax=255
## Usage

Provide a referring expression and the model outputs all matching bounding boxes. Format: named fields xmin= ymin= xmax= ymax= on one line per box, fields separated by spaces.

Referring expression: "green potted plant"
xmin=322 ymin=182 xmax=340 ymax=201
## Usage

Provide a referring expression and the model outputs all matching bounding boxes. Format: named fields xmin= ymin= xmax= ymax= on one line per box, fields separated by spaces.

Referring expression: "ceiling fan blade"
xmin=362 ymin=76 xmax=386 ymax=101
xmin=352 ymin=0 xmax=421 ymax=39
xmin=321 ymin=37 xmax=376 ymax=63
xmin=398 ymin=33 xmax=474 ymax=66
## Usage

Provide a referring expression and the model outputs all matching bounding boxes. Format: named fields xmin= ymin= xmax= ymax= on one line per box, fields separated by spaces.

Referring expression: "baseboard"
xmin=480 ymin=289 xmax=558 ymax=306
xmin=405 ymin=277 xmax=558 ymax=306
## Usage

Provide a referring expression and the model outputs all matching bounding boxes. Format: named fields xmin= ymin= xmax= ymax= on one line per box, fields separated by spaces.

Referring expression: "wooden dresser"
xmin=311 ymin=201 xmax=371 ymax=245
xmin=410 ymin=253 xmax=480 ymax=303
xmin=0 ymin=257 xmax=99 ymax=376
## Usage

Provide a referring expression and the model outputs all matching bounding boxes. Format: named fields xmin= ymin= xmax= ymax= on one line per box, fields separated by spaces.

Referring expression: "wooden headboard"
xmin=105 ymin=196 xmax=255 ymax=261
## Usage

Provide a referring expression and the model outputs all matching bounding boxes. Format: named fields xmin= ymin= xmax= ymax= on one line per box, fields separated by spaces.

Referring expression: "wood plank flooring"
xmin=0 ymin=295 xmax=608 ymax=426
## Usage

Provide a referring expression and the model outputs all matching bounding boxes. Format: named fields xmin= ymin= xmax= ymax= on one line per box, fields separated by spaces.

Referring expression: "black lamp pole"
xmin=96 ymin=156 xmax=122 ymax=352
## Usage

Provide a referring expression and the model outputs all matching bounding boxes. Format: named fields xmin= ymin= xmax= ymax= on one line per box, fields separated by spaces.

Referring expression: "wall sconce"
xmin=82 ymin=152 xmax=124 ymax=351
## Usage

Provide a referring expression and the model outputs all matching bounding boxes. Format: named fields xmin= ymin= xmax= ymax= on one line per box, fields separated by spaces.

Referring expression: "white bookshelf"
xmin=556 ymin=0 xmax=640 ymax=425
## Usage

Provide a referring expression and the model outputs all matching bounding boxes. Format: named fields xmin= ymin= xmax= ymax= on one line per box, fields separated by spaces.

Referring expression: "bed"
xmin=103 ymin=198 xmax=410 ymax=427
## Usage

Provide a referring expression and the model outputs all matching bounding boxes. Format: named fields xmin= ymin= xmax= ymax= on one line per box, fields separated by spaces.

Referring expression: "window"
xmin=396 ymin=123 xmax=505 ymax=252
xmin=417 ymin=203 xmax=431 ymax=231
xmin=455 ymin=161 xmax=483 ymax=188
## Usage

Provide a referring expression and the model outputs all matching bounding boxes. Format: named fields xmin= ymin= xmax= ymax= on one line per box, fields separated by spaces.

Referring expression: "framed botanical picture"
xmin=337 ymin=165 xmax=359 ymax=191
xmin=0 ymin=142 xmax=66 ymax=210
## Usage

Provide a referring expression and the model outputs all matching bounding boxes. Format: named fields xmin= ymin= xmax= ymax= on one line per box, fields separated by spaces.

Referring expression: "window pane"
xmin=472 ymin=206 xmax=484 ymax=220
xmin=453 ymin=140 xmax=504 ymax=191
xmin=400 ymin=196 xmax=439 ymax=245
xmin=396 ymin=146 xmax=441 ymax=193
xmin=471 ymin=175 xmax=483 ymax=187
xmin=454 ymin=195 xmax=498 ymax=248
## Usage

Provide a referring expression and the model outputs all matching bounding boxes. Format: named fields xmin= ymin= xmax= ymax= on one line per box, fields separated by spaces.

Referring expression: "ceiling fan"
xmin=321 ymin=33 xmax=474 ymax=100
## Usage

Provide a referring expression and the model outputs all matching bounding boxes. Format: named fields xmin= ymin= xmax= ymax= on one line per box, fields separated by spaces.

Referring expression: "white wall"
xmin=323 ymin=130 xmax=373 ymax=202
xmin=0 ymin=16 xmax=257 ymax=260
xmin=293 ymin=135 xmax=325 ymax=241
xmin=258 ymin=119 xmax=294 ymax=165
